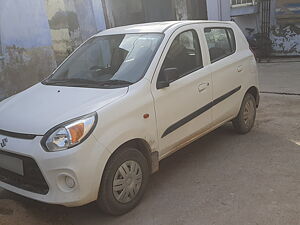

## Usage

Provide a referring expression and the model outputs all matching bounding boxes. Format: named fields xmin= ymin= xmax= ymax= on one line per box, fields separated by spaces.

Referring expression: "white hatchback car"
xmin=0 ymin=21 xmax=259 ymax=215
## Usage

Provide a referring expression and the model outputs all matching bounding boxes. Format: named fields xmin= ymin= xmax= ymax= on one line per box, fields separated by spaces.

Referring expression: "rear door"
xmin=151 ymin=25 xmax=213 ymax=158
xmin=203 ymin=25 xmax=245 ymax=125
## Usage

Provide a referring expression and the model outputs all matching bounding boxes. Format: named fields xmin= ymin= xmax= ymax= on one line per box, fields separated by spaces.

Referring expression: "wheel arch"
xmin=246 ymin=86 xmax=260 ymax=107
xmin=106 ymin=138 xmax=159 ymax=175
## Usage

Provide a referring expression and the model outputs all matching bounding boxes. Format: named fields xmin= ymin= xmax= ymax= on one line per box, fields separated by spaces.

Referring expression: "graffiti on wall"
xmin=270 ymin=0 xmax=300 ymax=56
xmin=271 ymin=24 xmax=300 ymax=55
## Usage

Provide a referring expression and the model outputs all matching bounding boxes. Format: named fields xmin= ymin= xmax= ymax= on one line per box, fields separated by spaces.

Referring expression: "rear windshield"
xmin=43 ymin=33 xmax=164 ymax=88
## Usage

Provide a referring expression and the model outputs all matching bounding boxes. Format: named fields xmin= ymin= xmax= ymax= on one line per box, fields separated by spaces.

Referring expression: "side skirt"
xmin=159 ymin=116 xmax=235 ymax=161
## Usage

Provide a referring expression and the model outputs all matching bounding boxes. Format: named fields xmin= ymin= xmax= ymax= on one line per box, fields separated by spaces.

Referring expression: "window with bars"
xmin=231 ymin=0 xmax=257 ymax=7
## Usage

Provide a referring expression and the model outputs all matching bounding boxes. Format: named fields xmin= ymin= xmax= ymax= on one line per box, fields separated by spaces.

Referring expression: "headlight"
xmin=41 ymin=113 xmax=98 ymax=152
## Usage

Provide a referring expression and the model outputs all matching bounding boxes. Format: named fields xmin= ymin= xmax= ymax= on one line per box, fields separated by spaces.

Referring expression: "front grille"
xmin=0 ymin=152 xmax=49 ymax=195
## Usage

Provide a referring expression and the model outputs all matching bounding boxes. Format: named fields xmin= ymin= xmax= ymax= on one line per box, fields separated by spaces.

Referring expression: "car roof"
xmin=95 ymin=20 xmax=233 ymax=36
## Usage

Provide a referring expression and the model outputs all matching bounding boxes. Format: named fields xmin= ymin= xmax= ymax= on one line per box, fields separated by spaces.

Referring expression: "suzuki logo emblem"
xmin=0 ymin=138 xmax=8 ymax=148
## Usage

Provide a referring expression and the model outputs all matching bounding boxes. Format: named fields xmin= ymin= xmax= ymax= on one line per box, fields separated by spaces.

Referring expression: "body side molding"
xmin=161 ymin=86 xmax=241 ymax=138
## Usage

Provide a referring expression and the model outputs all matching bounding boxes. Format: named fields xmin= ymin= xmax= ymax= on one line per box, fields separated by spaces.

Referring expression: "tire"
xmin=232 ymin=93 xmax=256 ymax=134
xmin=97 ymin=147 xmax=149 ymax=216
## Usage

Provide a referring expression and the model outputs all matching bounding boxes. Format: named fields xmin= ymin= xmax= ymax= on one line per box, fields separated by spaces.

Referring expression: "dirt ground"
xmin=0 ymin=61 xmax=299 ymax=225
xmin=0 ymin=199 xmax=70 ymax=225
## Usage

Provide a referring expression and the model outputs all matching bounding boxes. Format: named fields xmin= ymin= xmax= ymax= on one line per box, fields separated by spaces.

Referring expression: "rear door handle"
xmin=237 ymin=65 xmax=243 ymax=72
xmin=198 ymin=82 xmax=210 ymax=93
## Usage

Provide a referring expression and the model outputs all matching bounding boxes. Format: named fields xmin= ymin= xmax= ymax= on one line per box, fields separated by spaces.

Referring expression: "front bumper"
xmin=0 ymin=133 xmax=111 ymax=207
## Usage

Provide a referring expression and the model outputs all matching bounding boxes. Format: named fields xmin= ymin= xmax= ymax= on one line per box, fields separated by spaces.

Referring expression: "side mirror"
xmin=157 ymin=68 xmax=179 ymax=89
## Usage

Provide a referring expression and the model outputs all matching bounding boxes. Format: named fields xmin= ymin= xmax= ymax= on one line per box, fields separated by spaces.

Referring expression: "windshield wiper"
xmin=97 ymin=80 xmax=133 ymax=86
xmin=42 ymin=79 xmax=69 ymax=85
xmin=43 ymin=78 xmax=96 ymax=85
xmin=43 ymin=78 xmax=133 ymax=87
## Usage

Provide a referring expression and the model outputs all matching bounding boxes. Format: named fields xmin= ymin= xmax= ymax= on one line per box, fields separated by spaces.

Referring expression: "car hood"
xmin=0 ymin=83 xmax=128 ymax=135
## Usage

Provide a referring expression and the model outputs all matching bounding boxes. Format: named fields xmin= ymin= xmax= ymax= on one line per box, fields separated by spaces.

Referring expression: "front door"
xmin=151 ymin=26 xmax=213 ymax=157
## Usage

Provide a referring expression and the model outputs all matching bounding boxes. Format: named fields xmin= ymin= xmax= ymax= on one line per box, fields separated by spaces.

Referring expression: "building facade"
xmin=2 ymin=0 xmax=298 ymax=101
xmin=102 ymin=0 xmax=207 ymax=28
xmin=0 ymin=0 xmax=208 ymax=101
xmin=206 ymin=0 xmax=231 ymax=21
xmin=229 ymin=0 xmax=300 ymax=56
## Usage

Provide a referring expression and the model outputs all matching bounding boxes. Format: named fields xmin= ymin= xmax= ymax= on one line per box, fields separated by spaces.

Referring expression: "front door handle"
xmin=237 ymin=65 xmax=243 ymax=72
xmin=198 ymin=82 xmax=210 ymax=93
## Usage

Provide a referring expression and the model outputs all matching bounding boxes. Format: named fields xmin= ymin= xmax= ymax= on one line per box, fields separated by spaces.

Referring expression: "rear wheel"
xmin=232 ymin=93 xmax=256 ymax=134
xmin=97 ymin=147 xmax=149 ymax=216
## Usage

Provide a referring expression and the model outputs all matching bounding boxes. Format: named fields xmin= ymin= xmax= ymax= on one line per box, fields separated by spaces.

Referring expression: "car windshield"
xmin=43 ymin=33 xmax=163 ymax=88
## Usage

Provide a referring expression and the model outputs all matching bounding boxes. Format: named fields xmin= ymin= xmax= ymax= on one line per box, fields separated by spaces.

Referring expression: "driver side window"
xmin=159 ymin=29 xmax=203 ymax=83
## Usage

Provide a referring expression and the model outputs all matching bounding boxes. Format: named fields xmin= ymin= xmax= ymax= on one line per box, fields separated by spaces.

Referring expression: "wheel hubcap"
xmin=243 ymin=99 xmax=255 ymax=128
xmin=113 ymin=160 xmax=143 ymax=203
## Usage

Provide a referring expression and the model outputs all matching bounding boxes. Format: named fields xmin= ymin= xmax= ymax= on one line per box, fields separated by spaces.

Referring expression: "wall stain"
xmin=48 ymin=9 xmax=82 ymax=64
xmin=48 ymin=10 xmax=79 ymax=32
xmin=0 ymin=0 xmax=106 ymax=101
xmin=0 ymin=46 xmax=56 ymax=100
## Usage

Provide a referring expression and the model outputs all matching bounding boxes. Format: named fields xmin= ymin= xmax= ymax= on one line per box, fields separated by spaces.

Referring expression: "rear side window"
xmin=160 ymin=29 xmax=203 ymax=82
xmin=204 ymin=28 xmax=236 ymax=63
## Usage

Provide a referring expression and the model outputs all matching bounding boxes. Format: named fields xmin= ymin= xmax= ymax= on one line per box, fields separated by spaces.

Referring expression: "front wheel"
xmin=97 ymin=147 xmax=149 ymax=216
xmin=232 ymin=93 xmax=256 ymax=134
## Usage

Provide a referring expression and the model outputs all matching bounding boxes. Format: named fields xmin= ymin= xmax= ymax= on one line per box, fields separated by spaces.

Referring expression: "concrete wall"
xmin=233 ymin=14 xmax=259 ymax=37
xmin=206 ymin=0 xmax=231 ymax=21
xmin=0 ymin=0 xmax=106 ymax=101
xmin=104 ymin=0 xmax=146 ymax=27
xmin=174 ymin=0 xmax=188 ymax=20
xmin=46 ymin=0 xmax=106 ymax=63
xmin=104 ymin=0 xmax=180 ymax=27
xmin=46 ymin=0 xmax=81 ymax=63
xmin=103 ymin=0 xmax=205 ymax=28
xmin=174 ymin=0 xmax=208 ymax=21
xmin=73 ymin=0 xmax=106 ymax=40
xmin=0 ymin=0 xmax=56 ymax=101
